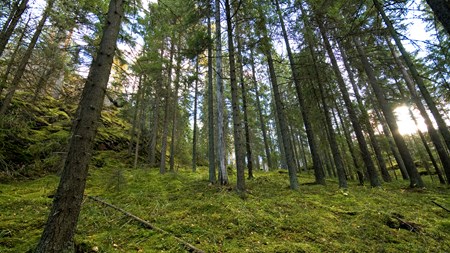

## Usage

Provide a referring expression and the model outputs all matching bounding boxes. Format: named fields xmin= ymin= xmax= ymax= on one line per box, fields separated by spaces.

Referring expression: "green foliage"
xmin=1 ymin=156 xmax=449 ymax=252
xmin=0 ymin=92 xmax=131 ymax=181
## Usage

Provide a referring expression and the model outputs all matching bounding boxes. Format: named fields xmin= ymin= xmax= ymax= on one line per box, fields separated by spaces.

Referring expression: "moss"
xmin=2 ymin=167 xmax=450 ymax=252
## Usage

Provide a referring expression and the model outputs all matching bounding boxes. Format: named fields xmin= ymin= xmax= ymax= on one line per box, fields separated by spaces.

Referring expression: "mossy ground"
xmin=1 ymin=154 xmax=449 ymax=252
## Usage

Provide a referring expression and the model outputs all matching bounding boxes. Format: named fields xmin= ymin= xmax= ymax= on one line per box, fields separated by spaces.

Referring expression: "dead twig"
xmin=87 ymin=195 xmax=205 ymax=253
xmin=432 ymin=200 xmax=450 ymax=213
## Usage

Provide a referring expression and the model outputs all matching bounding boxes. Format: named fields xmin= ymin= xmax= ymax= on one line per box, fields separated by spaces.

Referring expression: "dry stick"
xmin=432 ymin=200 xmax=450 ymax=213
xmin=87 ymin=195 xmax=205 ymax=253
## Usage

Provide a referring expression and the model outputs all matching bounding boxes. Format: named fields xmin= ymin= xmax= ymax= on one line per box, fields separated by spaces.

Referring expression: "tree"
xmin=425 ymin=0 xmax=450 ymax=35
xmin=0 ymin=0 xmax=28 ymax=57
xmin=215 ymin=0 xmax=228 ymax=185
xmin=35 ymin=0 xmax=124 ymax=251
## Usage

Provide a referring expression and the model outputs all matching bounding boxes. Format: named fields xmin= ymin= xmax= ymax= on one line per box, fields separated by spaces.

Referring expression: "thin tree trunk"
xmin=300 ymin=10 xmax=346 ymax=187
xmin=318 ymin=19 xmax=381 ymax=187
xmin=0 ymin=0 xmax=28 ymax=57
xmin=276 ymin=0 xmax=325 ymax=185
xmin=148 ymin=48 xmax=164 ymax=167
xmin=169 ymin=49 xmax=182 ymax=173
xmin=0 ymin=0 xmax=54 ymax=115
xmin=225 ymin=0 xmax=245 ymax=192
xmin=35 ymin=0 xmax=123 ymax=251
xmin=251 ymin=49 xmax=273 ymax=171
xmin=353 ymin=37 xmax=423 ymax=188
xmin=257 ymin=6 xmax=299 ymax=190
xmin=409 ymin=108 xmax=446 ymax=184
xmin=207 ymin=6 xmax=216 ymax=183
xmin=236 ymin=21 xmax=254 ymax=179
xmin=0 ymin=14 xmax=30 ymax=97
xmin=160 ymin=39 xmax=176 ymax=174
xmin=215 ymin=0 xmax=228 ymax=185
xmin=338 ymin=41 xmax=391 ymax=182
xmin=192 ymin=57 xmax=199 ymax=172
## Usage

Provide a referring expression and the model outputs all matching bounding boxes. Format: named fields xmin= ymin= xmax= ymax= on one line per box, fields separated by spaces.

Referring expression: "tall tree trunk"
xmin=169 ymin=49 xmax=182 ymax=173
xmin=251 ymin=49 xmax=273 ymax=171
xmin=318 ymin=19 xmax=381 ymax=187
xmin=353 ymin=37 xmax=423 ymax=188
xmin=0 ymin=0 xmax=28 ymax=57
xmin=148 ymin=48 xmax=164 ymax=167
xmin=215 ymin=0 xmax=228 ymax=185
xmin=373 ymin=0 xmax=450 ymax=154
xmin=207 ymin=6 xmax=216 ymax=183
xmin=0 ymin=0 xmax=54 ymax=115
xmin=338 ymin=41 xmax=391 ymax=182
xmin=276 ymin=0 xmax=325 ymax=185
xmin=387 ymin=40 xmax=450 ymax=184
xmin=225 ymin=0 xmax=245 ymax=192
xmin=236 ymin=20 xmax=254 ymax=179
xmin=35 ymin=0 xmax=123 ymax=251
xmin=159 ymin=39 xmax=176 ymax=174
xmin=257 ymin=6 xmax=299 ymax=190
xmin=425 ymin=0 xmax=450 ymax=35
xmin=128 ymin=78 xmax=143 ymax=156
xmin=300 ymin=6 xmax=346 ymax=187
xmin=372 ymin=104 xmax=409 ymax=180
xmin=192 ymin=57 xmax=199 ymax=172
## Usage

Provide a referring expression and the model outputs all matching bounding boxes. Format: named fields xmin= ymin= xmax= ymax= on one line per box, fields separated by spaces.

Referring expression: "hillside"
xmin=1 ymin=157 xmax=449 ymax=252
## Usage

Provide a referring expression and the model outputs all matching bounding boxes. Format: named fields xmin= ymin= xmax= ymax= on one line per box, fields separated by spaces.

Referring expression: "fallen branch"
xmin=392 ymin=215 xmax=422 ymax=233
xmin=432 ymin=200 xmax=450 ymax=213
xmin=87 ymin=195 xmax=205 ymax=253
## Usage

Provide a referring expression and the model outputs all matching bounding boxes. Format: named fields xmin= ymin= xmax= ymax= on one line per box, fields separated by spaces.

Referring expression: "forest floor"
xmin=1 ymin=151 xmax=450 ymax=252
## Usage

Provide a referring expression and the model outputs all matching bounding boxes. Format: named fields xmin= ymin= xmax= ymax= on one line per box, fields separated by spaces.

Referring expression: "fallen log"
xmin=86 ymin=195 xmax=205 ymax=253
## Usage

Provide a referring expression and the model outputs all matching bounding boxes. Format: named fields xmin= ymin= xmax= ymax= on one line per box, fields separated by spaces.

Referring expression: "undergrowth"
xmin=1 ymin=155 xmax=449 ymax=252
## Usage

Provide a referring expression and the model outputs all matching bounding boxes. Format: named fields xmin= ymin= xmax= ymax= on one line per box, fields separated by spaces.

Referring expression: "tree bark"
xmin=236 ymin=20 xmax=254 ymax=179
xmin=35 ymin=0 xmax=123 ymax=251
xmin=225 ymin=0 xmax=245 ymax=192
xmin=169 ymin=48 xmax=182 ymax=173
xmin=215 ymin=0 xmax=228 ymax=185
xmin=192 ymin=57 xmax=199 ymax=172
xmin=207 ymin=7 xmax=216 ymax=183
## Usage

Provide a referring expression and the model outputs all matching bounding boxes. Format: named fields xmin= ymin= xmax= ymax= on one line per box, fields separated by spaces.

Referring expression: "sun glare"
xmin=394 ymin=105 xmax=428 ymax=135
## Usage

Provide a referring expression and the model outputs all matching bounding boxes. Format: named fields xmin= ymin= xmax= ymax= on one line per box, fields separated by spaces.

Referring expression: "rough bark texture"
xmin=35 ymin=0 xmax=123 ymax=251
xmin=169 ymin=50 xmax=182 ymax=173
